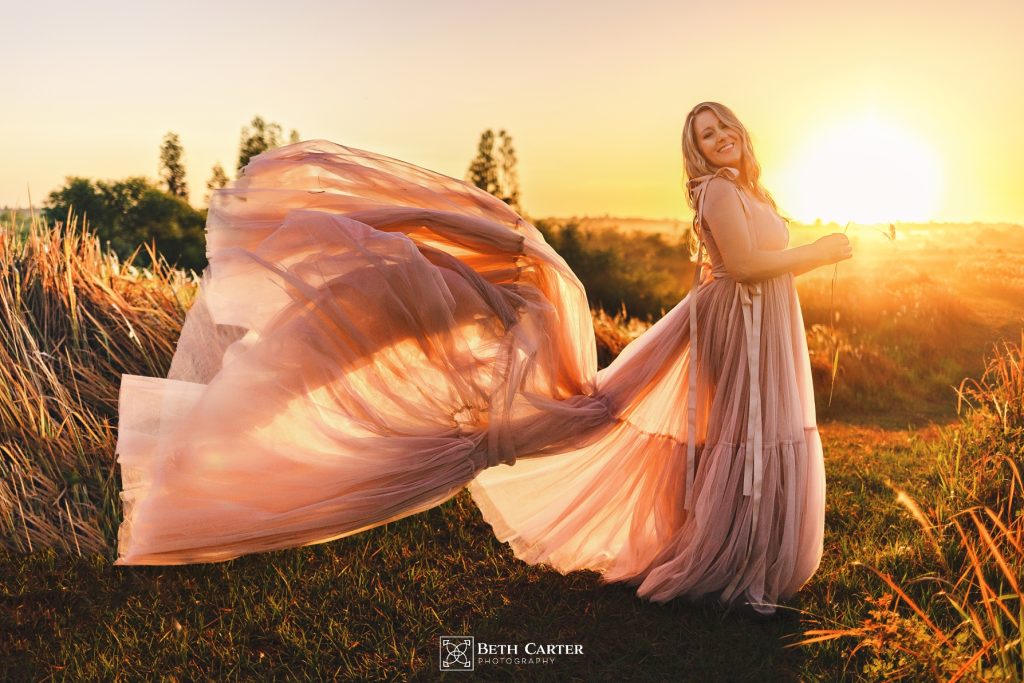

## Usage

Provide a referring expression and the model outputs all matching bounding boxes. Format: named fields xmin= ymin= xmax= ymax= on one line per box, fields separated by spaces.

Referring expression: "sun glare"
xmin=776 ymin=114 xmax=944 ymax=225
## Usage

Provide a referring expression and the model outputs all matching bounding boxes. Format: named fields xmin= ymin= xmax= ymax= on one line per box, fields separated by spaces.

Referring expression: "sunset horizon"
xmin=3 ymin=1 xmax=1022 ymax=225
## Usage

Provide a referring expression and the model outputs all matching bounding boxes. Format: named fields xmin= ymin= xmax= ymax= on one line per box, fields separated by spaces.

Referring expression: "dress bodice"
xmin=699 ymin=182 xmax=789 ymax=281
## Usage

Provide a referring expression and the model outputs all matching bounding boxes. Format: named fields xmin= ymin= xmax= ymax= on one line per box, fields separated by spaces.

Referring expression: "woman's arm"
xmin=702 ymin=178 xmax=824 ymax=283
xmin=789 ymin=257 xmax=822 ymax=278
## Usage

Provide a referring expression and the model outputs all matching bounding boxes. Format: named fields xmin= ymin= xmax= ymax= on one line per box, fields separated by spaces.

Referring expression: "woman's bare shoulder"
xmin=703 ymin=175 xmax=744 ymax=210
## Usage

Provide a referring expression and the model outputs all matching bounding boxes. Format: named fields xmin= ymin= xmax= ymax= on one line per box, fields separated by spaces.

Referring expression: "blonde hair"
xmin=681 ymin=101 xmax=780 ymax=214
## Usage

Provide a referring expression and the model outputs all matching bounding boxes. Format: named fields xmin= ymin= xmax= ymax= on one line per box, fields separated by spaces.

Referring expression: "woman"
xmin=114 ymin=102 xmax=851 ymax=618
xmin=601 ymin=101 xmax=851 ymax=612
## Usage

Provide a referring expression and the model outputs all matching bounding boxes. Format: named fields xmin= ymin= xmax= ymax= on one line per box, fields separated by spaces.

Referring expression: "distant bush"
xmin=42 ymin=176 xmax=207 ymax=273
xmin=533 ymin=218 xmax=693 ymax=322
xmin=797 ymin=269 xmax=984 ymax=419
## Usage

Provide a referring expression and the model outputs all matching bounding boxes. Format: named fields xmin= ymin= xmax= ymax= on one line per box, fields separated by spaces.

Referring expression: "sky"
xmin=2 ymin=0 xmax=1022 ymax=225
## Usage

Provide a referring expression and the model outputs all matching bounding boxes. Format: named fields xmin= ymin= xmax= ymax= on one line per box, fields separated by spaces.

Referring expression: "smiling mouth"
xmin=718 ymin=142 xmax=735 ymax=153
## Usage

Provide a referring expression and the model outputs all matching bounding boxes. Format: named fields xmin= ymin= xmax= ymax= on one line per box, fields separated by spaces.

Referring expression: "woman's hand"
xmin=812 ymin=233 xmax=853 ymax=267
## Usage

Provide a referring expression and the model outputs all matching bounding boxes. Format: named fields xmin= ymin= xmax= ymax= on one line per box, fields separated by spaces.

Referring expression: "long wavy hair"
xmin=681 ymin=102 xmax=780 ymax=212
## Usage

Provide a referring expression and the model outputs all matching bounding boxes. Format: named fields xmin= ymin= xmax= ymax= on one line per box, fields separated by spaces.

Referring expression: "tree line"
xmin=43 ymin=123 xmax=523 ymax=274
xmin=43 ymin=116 xmax=302 ymax=273
xmin=155 ymin=116 xmax=302 ymax=206
xmin=43 ymin=123 xmax=526 ymax=276
xmin=42 ymin=124 xmax=683 ymax=322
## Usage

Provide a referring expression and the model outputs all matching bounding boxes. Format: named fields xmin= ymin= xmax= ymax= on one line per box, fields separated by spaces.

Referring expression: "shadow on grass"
xmin=0 ymin=489 xmax=813 ymax=681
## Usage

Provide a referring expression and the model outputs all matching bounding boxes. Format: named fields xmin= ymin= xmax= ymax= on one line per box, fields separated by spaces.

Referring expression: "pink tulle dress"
xmin=114 ymin=140 xmax=824 ymax=616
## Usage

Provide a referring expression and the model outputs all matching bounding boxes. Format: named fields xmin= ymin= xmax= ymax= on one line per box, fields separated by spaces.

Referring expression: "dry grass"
xmin=793 ymin=332 xmax=1024 ymax=681
xmin=0 ymin=208 xmax=197 ymax=556
xmin=592 ymin=302 xmax=652 ymax=367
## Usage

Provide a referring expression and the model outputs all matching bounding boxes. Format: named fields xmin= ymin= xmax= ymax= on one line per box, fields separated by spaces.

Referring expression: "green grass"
xmin=0 ymin=420 xmax=942 ymax=681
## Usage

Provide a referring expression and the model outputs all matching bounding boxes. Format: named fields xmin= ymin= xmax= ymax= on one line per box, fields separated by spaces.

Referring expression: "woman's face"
xmin=693 ymin=109 xmax=742 ymax=170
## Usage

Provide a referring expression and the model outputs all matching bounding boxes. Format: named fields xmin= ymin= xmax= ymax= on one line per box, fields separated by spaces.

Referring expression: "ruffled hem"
xmin=470 ymin=420 xmax=825 ymax=616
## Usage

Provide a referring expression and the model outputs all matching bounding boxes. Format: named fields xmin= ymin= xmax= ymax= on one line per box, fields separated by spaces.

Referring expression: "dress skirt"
xmin=113 ymin=140 xmax=825 ymax=616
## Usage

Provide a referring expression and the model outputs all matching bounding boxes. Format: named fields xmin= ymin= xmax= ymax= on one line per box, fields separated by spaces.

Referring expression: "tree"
xmin=497 ymin=130 xmax=521 ymax=212
xmin=159 ymin=132 xmax=189 ymax=200
xmin=237 ymin=116 xmax=300 ymax=173
xmin=466 ymin=129 xmax=521 ymax=212
xmin=467 ymin=129 xmax=498 ymax=196
xmin=42 ymin=177 xmax=113 ymax=230
xmin=43 ymin=176 xmax=208 ymax=273
xmin=205 ymin=163 xmax=229 ymax=204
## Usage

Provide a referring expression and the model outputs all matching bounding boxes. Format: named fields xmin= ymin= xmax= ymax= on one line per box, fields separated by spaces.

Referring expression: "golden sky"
xmin=2 ymin=0 xmax=1021 ymax=225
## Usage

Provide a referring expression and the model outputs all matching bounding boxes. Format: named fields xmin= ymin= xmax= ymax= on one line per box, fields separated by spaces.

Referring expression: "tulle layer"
xmin=471 ymin=429 xmax=824 ymax=612
xmin=116 ymin=140 xmax=620 ymax=565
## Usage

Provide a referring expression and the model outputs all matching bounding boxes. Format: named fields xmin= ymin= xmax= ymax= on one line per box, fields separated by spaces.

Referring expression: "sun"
xmin=775 ymin=113 xmax=944 ymax=225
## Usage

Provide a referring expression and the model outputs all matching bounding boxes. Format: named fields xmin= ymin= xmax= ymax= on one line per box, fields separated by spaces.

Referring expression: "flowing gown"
xmin=114 ymin=139 xmax=825 ymax=615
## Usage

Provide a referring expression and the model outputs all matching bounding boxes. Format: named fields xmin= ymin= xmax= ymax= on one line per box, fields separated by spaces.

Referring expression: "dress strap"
xmin=682 ymin=167 xmax=763 ymax=527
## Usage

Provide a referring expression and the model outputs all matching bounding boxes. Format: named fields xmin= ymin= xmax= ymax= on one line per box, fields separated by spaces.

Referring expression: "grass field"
xmin=1 ymin=211 xmax=1022 ymax=680
xmin=0 ymin=422 xmax=960 ymax=681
